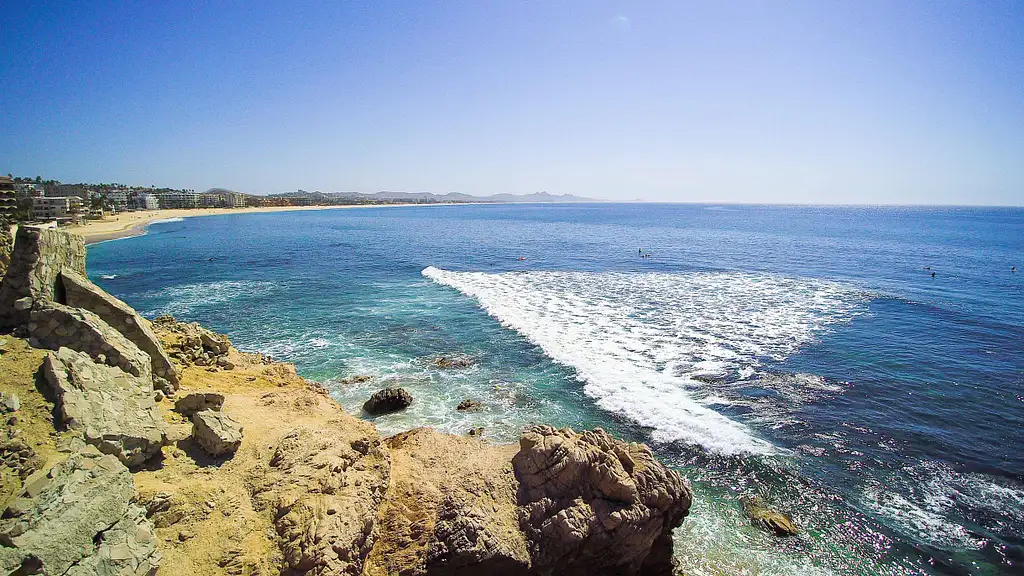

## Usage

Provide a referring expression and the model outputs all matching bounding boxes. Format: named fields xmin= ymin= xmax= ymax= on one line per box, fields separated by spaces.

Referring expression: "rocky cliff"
xmin=0 ymin=227 xmax=693 ymax=575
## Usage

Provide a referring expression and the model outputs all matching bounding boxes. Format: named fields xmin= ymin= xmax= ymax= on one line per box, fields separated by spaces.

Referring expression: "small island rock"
xmin=363 ymin=387 xmax=413 ymax=415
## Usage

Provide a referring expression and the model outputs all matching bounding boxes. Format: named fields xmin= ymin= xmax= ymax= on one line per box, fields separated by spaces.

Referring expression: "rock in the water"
xmin=191 ymin=409 xmax=243 ymax=457
xmin=174 ymin=391 xmax=225 ymax=415
xmin=467 ymin=427 xmax=485 ymax=437
xmin=0 ymin=448 xmax=160 ymax=575
xmin=742 ymin=496 xmax=799 ymax=536
xmin=363 ymin=387 xmax=413 ymax=415
xmin=456 ymin=399 xmax=481 ymax=411
xmin=41 ymin=348 xmax=167 ymax=467
xmin=431 ymin=355 xmax=474 ymax=369
xmin=512 ymin=425 xmax=693 ymax=576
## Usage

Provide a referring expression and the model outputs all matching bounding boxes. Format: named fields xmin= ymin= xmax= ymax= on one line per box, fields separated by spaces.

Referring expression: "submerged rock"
xmin=742 ymin=496 xmax=799 ymax=536
xmin=191 ymin=409 xmax=243 ymax=457
xmin=363 ymin=387 xmax=413 ymax=415
xmin=456 ymin=399 xmax=481 ymax=411
xmin=430 ymin=355 xmax=474 ymax=369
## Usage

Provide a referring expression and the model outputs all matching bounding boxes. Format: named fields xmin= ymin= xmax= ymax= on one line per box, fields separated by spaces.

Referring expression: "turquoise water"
xmin=88 ymin=204 xmax=1024 ymax=575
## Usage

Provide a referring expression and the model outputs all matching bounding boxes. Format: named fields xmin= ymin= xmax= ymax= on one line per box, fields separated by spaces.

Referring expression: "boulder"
xmin=512 ymin=425 xmax=692 ymax=576
xmin=60 ymin=270 xmax=179 ymax=388
xmin=742 ymin=496 xmax=799 ymax=536
xmin=456 ymin=399 xmax=481 ymax=411
xmin=0 ymin=447 xmax=160 ymax=575
xmin=191 ymin=409 xmax=243 ymax=457
xmin=363 ymin=387 xmax=413 ymax=415
xmin=41 ymin=348 xmax=167 ymax=467
xmin=0 ymin=391 xmax=19 ymax=413
xmin=174 ymin=391 xmax=225 ymax=415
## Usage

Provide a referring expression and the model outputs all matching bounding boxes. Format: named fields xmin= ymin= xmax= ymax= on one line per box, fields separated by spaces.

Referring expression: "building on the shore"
xmin=32 ymin=196 xmax=83 ymax=222
xmin=0 ymin=176 xmax=17 ymax=218
xmin=105 ymin=190 xmax=129 ymax=209
xmin=155 ymin=191 xmax=199 ymax=209
xmin=51 ymin=184 xmax=93 ymax=200
xmin=13 ymin=182 xmax=44 ymax=198
xmin=218 ymin=191 xmax=246 ymax=208
xmin=135 ymin=193 xmax=159 ymax=210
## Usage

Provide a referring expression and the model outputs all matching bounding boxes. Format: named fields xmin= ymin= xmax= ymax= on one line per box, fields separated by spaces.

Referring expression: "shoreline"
xmin=69 ymin=203 xmax=464 ymax=244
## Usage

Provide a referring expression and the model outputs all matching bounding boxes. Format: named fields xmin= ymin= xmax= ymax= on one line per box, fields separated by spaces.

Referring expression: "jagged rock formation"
xmin=512 ymin=425 xmax=692 ymax=576
xmin=0 ymin=226 xmax=178 ymax=390
xmin=363 ymin=387 xmax=413 ymax=415
xmin=41 ymin=347 xmax=168 ymax=467
xmin=0 ymin=447 xmax=160 ymax=575
xmin=152 ymin=314 xmax=231 ymax=368
xmin=191 ymin=409 xmax=243 ymax=457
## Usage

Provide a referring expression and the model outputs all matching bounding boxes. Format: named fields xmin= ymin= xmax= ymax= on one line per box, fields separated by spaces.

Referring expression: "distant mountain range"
xmin=205 ymin=188 xmax=599 ymax=203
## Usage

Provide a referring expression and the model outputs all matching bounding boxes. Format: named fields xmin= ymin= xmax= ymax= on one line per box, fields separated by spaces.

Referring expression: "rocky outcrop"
xmin=512 ymin=425 xmax=692 ymax=576
xmin=0 ymin=226 xmax=174 ymax=391
xmin=430 ymin=355 xmax=474 ymax=369
xmin=42 ymin=347 xmax=167 ymax=467
xmin=61 ymin=270 xmax=179 ymax=389
xmin=152 ymin=314 xmax=231 ymax=368
xmin=363 ymin=387 xmax=413 ymax=415
xmin=249 ymin=423 xmax=390 ymax=576
xmin=0 ymin=226 xmax=87 ymax=329
xmin=0 ymin=447 xmax=160 ymax=575
xmin=191 ymin=409 xmax=243 ymax=457
xmin=174 ymin=391 xmax=225 ymax=416
xmin=456 ymin=399 xmax=481 ymax=411
xmin=29 ymin=303 xmax=153 ymax=378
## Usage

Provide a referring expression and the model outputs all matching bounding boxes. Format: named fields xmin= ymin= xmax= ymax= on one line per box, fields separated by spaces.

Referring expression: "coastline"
xmin=69 ymin=203 xmax=458 ymax=244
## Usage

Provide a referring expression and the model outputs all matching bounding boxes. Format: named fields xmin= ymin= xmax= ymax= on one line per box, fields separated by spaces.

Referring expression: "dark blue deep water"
xmin=88 ymin=204 xmax=1024 ymax=575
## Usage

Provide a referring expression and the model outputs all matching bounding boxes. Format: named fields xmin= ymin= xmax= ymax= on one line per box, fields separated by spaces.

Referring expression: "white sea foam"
xmin=423 ymin=267 xmax=867 ymax=455
xmin=99 ymin=274 xmax=118 ymax=280
xmin=148 ymin=217 xmax=185 ymax=225
xmin=142 ymin=280 xmax=277 ymax=317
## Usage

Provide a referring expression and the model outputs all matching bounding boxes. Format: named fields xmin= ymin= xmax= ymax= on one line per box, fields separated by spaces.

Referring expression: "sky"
xmin=1 ymin=1 xmax=1022 ymax=205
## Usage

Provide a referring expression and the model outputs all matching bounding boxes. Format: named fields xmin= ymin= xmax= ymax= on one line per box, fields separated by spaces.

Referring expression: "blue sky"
xmin=1 ymin=1 xmax=1022 ymax=204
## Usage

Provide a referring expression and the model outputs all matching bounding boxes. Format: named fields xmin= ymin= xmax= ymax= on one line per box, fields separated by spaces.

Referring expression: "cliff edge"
xmin=0 ymin=226 xmax=692 ymax=575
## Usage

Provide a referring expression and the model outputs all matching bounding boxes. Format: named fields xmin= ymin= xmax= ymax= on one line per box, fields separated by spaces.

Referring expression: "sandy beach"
xmin=67 ymin=204 xmax=433 ymax=244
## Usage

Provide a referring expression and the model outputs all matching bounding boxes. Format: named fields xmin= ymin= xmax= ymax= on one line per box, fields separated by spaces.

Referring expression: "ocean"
xmin=87 ymin=203 xmax=1024 ymax=575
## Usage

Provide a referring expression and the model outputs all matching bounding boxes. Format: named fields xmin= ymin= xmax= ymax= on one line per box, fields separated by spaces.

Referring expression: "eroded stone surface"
xmin=0 ymin=448 xmax=160 ymax=575
xmin=0 ymin=226 xmax=87 ymax=329
xmin=174 ymin=392 xmax=225 ymax=416
xmin=249 ymin=425 xmax=390 ymax=576
xmin=512 ymin=425 xmax=692 ymax=576
xmin=30 ymin=303 xmax=152 ymax=379
xmin=42 ymin=347 xmax=167 ymax=467
xmin=192 ymin=409 xmax=243 ymax=457
xmin=61 ymin=270 xmax=179 ymax=388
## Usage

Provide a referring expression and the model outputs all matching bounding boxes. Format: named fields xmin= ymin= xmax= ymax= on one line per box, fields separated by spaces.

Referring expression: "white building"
xmin=155 ymin=191 xmax=199 ymax=209
xmin=32 ymin=196 xmax=83 ymax=221
xmin=137 ymin=193 xmax=159 ymax=210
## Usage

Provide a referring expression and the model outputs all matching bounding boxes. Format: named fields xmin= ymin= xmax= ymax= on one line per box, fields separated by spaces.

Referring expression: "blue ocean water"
xmin=87 ymin=204 xmax=1024 ymax=575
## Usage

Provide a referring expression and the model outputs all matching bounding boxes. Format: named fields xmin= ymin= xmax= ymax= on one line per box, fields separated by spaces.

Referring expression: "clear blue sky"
xmin=2 ymin=1 xmax=1022 ymax=204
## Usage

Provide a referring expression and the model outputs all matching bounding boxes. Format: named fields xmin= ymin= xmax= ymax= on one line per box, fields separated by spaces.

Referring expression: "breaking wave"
xmin=423 ymin=267 xmax=868 ymax=455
